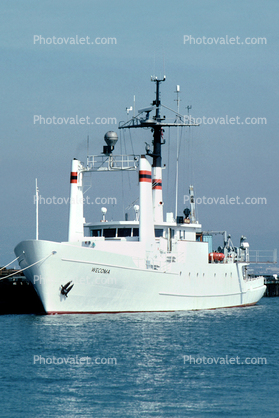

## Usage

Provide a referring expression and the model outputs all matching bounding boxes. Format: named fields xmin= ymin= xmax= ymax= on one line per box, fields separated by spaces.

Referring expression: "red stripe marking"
xmin=139 ymin=170 xmax=152 ymax=183
xmin=70 ymin=172 xmax=78 ymax=183
xmin=152 ymin=179 xmax=162 ymax=189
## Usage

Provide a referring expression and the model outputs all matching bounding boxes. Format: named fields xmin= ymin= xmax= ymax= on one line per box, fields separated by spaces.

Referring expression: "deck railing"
xmin=86 ymin=155 xmax=139 ymax=172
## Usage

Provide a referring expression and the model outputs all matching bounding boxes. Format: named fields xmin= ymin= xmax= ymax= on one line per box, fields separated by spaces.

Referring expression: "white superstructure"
xmin=14 ymin=77 xmax=266 ymax=314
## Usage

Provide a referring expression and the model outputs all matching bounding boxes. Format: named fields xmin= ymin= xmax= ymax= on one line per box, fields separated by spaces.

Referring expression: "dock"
xmin=263 ymin=275 xmax=279 ymax=297
xmin=0 ymin=268 xmax=45 ymax=314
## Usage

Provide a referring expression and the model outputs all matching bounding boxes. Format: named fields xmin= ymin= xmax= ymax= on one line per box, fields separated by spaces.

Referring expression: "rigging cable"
xmin=123 ymin=130 xmax=132 ymax=191
xmin=166 ymin=127 xmax=170 ymax=202
xmin=176 ymin=127 xmax=184 ymax=215
xmin=128 ymin=129 xmax=135 ymax=155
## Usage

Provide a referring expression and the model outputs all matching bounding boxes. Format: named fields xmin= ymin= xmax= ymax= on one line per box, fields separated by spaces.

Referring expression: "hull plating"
xmin=14 ymin=240 xmax=266 ymax=314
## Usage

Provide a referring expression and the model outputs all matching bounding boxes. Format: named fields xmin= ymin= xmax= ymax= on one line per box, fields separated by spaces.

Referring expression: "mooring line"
xmin=0 ymin=256 xmax=20 ymax=272
xmin=0 ymin=251 xmax=56 ymax=281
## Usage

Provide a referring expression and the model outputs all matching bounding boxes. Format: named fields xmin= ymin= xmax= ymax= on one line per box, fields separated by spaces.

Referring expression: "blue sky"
xmin=0 ymin=0 xmax=278 ymax=265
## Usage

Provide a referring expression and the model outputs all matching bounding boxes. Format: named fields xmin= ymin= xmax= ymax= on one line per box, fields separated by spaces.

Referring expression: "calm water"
xmin=0 ymin=298 xmax=278 ymax=418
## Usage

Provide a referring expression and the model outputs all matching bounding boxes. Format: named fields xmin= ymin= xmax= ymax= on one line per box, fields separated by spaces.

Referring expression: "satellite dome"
xmin=104 ymin=131 xmax=118 ymax=147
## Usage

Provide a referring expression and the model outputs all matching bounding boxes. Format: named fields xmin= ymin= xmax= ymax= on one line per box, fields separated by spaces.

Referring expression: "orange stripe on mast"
xmin=70 ymin=172 xmax=78 ymax=183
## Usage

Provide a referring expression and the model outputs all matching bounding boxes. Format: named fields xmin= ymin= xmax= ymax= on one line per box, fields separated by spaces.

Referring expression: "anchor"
xmin=60 ymin=281 xmax=74 ymax=297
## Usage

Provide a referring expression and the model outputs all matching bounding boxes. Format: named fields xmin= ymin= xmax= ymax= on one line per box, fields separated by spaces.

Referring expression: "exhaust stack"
xmin=68 ymin=159 xmax=84 ymax=242
xmin=139 ymin=156 xmax=155 ymax=246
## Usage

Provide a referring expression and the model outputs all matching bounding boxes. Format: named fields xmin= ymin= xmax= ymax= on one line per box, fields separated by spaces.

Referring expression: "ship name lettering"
xmin=91 ymin=267 xmax=110 ymax=274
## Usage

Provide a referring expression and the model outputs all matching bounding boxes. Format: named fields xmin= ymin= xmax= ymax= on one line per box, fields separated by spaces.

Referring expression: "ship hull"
xmin=14 ymin=240 xmax=266 ymax=314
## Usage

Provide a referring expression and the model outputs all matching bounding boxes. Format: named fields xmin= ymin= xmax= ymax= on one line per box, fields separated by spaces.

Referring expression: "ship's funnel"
xmin=139 ymin=156 xmax=155 ymax=248
xmin=152 ymin=166 xmax=163 ymax=223
xmin=68 ymin=159 xmax=84 ymax=242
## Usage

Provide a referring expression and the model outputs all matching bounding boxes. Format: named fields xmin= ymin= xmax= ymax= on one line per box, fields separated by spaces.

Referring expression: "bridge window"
xmin=118 ymin=228 xmax=132 ymax=237
xmin=103 ymin=228 xmax=116 ymax=238
xmin=155 ymin=229 xmax=164 ymax=238
xmin=91 ymin=229 xmax=102 ymax=237
xmin=132 ymin=228 xmax=139 ymax=237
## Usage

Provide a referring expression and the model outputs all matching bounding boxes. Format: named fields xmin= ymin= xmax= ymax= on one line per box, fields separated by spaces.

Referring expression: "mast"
xmin=151 ymin=76 xmax=165 ymax=169
xmin=118 ymin=76 xmax=198 ymax=223
xmin=150 ymin=76 xmax=165 ymax=223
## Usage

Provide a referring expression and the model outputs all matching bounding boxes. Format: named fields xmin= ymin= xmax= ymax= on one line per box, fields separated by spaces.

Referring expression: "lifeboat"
xmin=209 ymin=252 xmax=225 ymax=262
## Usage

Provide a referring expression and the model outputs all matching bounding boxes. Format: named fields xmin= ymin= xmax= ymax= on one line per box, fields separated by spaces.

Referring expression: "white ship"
xmin=14 ymin=77 xmax=266 ymax=314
